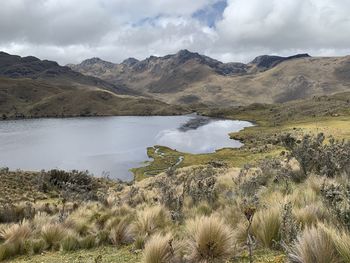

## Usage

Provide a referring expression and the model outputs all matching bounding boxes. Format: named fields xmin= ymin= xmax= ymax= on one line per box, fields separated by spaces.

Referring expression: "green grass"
xmin=9 ymin=247 xmax=285 ymax=263
xmin=10 ymin=246 xmax=141 ymax=263
xmin=132 ymin=93 xmax=350 ymax=181
xmin=131 ymin=145 xmax=283 ymax=181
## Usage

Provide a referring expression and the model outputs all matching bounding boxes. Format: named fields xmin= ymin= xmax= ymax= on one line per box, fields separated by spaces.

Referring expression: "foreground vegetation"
xmin=1 ymin=132 xmax=350 ymax=262
xmin=1 ymin=92 xmax=350 ymax=262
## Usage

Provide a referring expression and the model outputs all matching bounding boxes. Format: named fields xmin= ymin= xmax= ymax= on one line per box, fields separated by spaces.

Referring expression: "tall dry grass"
xmin=0 ymin=220 xmax=31 ymax=243
xmin=185 ymin=215 xmax=235 ymax=262
xmin=132 ymin=206 xmax=170 ymax=236
xmin=109 ymin=218 xmax=133 ymax=246
xmin=142 ymin=233 xmax=181 ymax=263
xmin=251 ymin=207 xmax=281 ymax=248
xmin=41 ymin=223 xmax=66 ymax=250
xmin=323 ymin=226 xmax=350 ymax=262
xmin=288 ymin=224 xmax=339 ymax=263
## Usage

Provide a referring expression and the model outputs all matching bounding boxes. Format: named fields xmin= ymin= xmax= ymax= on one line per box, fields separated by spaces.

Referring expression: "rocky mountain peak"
xmin=80 ymin=57 xmax=114 ymax=68
xmin=175 ymin=49 xmax=201 ymax=62
xmin=121 ymin=57 xmax=139 ymax=67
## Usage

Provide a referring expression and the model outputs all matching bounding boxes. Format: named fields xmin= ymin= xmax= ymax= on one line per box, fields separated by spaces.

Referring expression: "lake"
xmin=0 ymin=116 xmax=252 ymax=181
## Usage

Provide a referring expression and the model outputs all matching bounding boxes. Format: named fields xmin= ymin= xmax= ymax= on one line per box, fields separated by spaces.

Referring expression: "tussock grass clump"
xmin=78 ymin=234 xmax=96 ymax=249
xmin=291 ymin=187 xmax=319 ymax=208
xmin=0 ymin=220 xmax=31 ymax=243
xmin=195 ymin=201 xmax=212 ymax=216
xmin=134 ymin=234 xmax=147 ymax=250
xmin=288 ymin=224 xmax=339 ymax=263
xmin=31 ymin=212 xmax=56 ymax=233
xmin=0 ymin=241 xmax=24 ymax=261
xmin=294 ymin=203 xmax=328 ymax=227
xmin=30 ymin=239 xmax=46 ymax=254
xmin=96 ymin=230 xmax=110 ymax=245
xmin=251 ymin=207 xmax=281 ymax=248
xmin=142 ymin=233 xmax=181 ymax=263
xmin=185 ymin=215 xmax=235 ymax=262
xmin=109 ymin=218 xmax=132 ymax=246
xmin=324 ymin=226 xmax=350 ymax=262
xmin=41 ymin=223 xmax=66 ymax=250
xmin=61 ymin=232 xmax=79 ymax=251
xmin=132 ymin=206 xmax=170 ymax=236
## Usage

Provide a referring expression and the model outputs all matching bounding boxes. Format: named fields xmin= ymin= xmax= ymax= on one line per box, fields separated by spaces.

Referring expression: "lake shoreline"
xmin=0 ymin=111 xmax=193 ymax=122
xmin=0 ymin=116 xmax=252 ymax=181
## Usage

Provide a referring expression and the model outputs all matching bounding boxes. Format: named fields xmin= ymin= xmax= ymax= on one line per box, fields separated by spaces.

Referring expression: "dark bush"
xmin=281 ymin=133 xmax=350 ymax=178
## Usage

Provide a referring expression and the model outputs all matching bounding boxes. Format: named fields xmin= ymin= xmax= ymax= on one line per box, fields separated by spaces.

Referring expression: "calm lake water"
xmin=0 ymin=116 xmax=252 ymax=180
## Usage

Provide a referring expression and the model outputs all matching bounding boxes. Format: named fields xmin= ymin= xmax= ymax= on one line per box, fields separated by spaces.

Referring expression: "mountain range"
xmin=1 ymin=49 xmax=350 ymax=119
xmin=0 ymin=52 xmax=186 ymax=119
xmin=68 ymin=50 xmax=350 ymax=106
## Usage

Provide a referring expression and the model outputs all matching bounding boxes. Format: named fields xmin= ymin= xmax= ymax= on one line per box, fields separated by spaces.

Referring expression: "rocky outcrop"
xmin=250 ymin=54 xmax=311 ymax=69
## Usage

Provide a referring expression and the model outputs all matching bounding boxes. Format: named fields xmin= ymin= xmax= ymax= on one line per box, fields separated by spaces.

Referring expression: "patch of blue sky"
xmin=192 ymin=0 xmax=227 ymax=27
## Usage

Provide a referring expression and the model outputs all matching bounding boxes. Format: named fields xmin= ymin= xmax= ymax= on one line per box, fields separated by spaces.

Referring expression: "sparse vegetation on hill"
xmin=0 ymin=52 xmax=190 ymax=119
xmin=0 ymin=77 xmax=189 ymax=119
xmin=69 ymin=50 xmax=350 ymax=106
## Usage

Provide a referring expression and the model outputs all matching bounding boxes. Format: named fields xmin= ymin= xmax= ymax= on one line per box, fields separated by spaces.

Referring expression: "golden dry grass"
xmin=185 ymin=215 xmax=235 ymax=262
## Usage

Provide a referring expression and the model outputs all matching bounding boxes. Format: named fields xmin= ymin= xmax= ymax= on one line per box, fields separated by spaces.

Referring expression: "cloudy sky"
xmin=1 ymin=0 xmax=350 ymax=65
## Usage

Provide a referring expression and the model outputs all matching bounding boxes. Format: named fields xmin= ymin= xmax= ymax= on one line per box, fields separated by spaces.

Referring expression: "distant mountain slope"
xmin=0 ymin=52 xmax=188 ymax=119
xmin=0 ymin=77 xmax=188 ymax=119
xmin=0 ymin=51 xmax=135 ymax=95
xmin=69 ymin=50 xmax=350 ymax=106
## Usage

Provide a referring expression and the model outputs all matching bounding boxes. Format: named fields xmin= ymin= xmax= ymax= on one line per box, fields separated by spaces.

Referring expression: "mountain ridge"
xmin=0 ymin=52 xmax=189 ymax=119
xmin=68 ymin=50 xmax=350 ymax=106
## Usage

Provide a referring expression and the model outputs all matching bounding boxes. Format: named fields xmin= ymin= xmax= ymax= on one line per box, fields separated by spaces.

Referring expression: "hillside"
xmin=69 ymin=50 xmax=350 ymax=106
xmin=0 ymin=52 xmax=188 ymax=119
xmin=1 ymin=92 xmax=350 ymax=262
xmin=0 ymin=52 xmax=134 ymax=95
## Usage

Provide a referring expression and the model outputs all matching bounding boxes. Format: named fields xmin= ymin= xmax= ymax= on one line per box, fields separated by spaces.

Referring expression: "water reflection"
xmin=0 ymin=116 xmax=252 ymax=180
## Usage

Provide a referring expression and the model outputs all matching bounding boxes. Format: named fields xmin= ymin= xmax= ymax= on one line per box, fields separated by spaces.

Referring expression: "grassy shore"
xmin=132 ymin=92 xmax=350 ymax=180
xmin=1 ymin=92 xmax=350 ymax=262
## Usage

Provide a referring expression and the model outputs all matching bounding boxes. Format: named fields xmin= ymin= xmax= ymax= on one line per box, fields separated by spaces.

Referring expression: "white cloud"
xmin=215 ymin=0 xmax=350 ymax=58
xmin=1 ymin=0 xmax=350 ymax=65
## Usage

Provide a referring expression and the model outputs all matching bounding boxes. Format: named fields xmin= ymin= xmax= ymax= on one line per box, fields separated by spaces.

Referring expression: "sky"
xmin=1 ymin=0 xmax=350 ymax=65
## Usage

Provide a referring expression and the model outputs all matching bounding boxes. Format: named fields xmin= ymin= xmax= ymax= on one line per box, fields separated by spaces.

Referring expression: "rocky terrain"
xmin=69 ymin=50 xmax=350 ymax=106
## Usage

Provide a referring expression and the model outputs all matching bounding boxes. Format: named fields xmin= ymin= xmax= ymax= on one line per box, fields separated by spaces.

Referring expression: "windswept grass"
xmin=288 ymin=224 xmax=339 ymax=263
xmin=41 ymin=224 xmax=66 ymax=250
xmin=185 ymin=215 xmax=235 ymax=262
xmin=142 ymin=233 xmax=181 ymax=263
xmin=109 ymin=218 xmax=133 ymax=246
xmin=132 ymin=206 xmax=171 ymax=236
xmin=251 ymin=207 xmax=281 ymax=248
xmin=324 ymin=227 xmax=350 ymax=262
xmin=0 ymin=220 xmax=31 ymax=243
